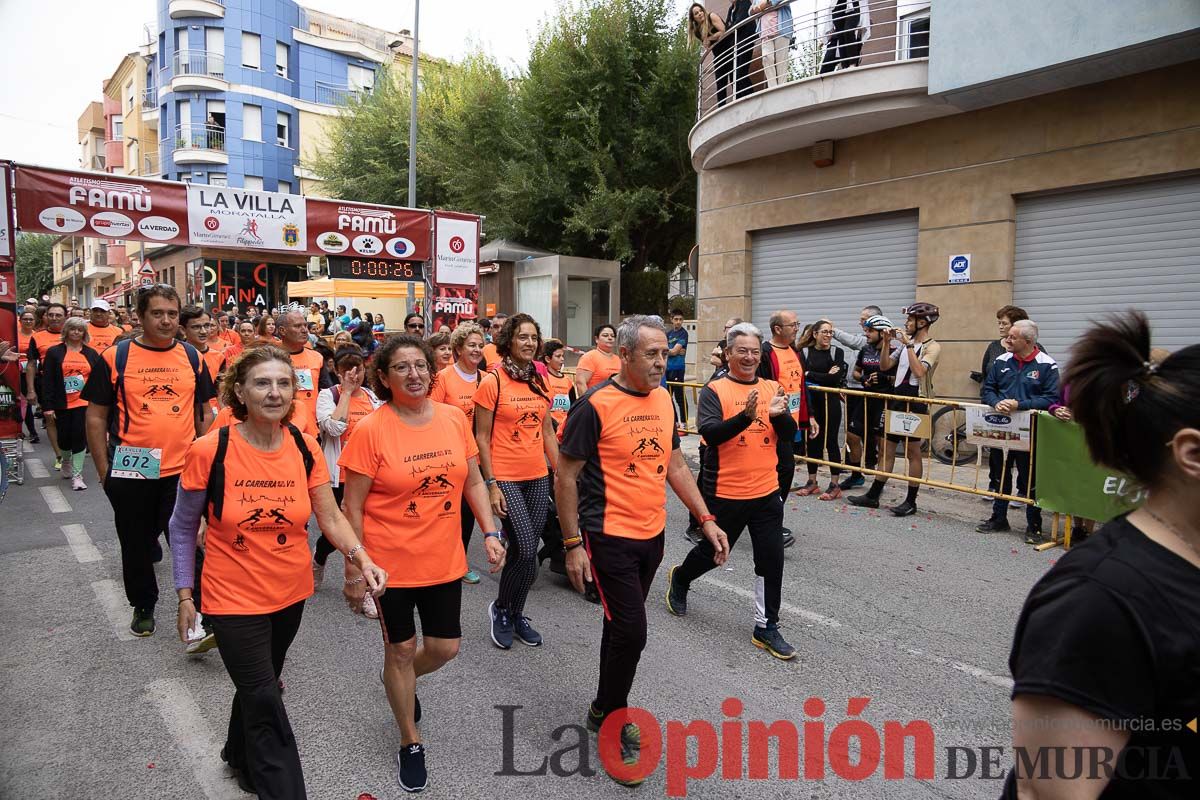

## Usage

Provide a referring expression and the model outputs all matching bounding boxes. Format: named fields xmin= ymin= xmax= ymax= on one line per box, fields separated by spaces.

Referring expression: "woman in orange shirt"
xmin=475 ymin=314 xmax=559 ymax=651
xmin=40 ymin=317 xmax=103 ymax=490
xmin=430 ymin=321 xmax=486 ymax=583
xmin=220 ymin=321 xmax=257 ymax=369
xmin=573 ymin=323 xmax=619 ymax=396
xmin=254 ymin=314 xmax=280 ymax=345
xmin=170 ymin=347 xmax=386 ymax=799
xmin=428 ymin=331 xmax=453 ymax=371
xmin=340 ymin=335 xmax=504 ymax=793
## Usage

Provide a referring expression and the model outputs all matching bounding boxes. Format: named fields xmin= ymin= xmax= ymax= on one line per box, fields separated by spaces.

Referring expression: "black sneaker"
xmin=1025 ymin=529 xmax=1048 ymax=546
xmin=130 ymin=607 xmax=155 ymax=637
xmin=752 ymin=624 xmax=796 ymax=660
xmin=889 ymin=500 xmax=918 ymax=517
xmin=397 ymin=743 xmax=428 ymax=793
xmin=683 ymin=525 xmax=703 ymax=545
xmin=604 ymin=724 xmax=644 ymax=787
xmin=781 ymin=528 xmax=796 ymax=548
xmin=586 ymin=703 xmax=605 ymax=733
xmin=846 ymin=493 xmax=880 ymax=509
xmin=665 ymin=565 xmax=687 ymax=616
xmin=838 ymin=473 xmax=865 ymax=490
xmin=489 ymin=600 xmax=513 ymax=650
xmin=976 ymin=518 xmax=1011 ymax=534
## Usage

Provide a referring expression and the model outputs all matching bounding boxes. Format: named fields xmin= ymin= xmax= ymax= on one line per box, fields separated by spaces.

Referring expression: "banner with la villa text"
xmin=1033 ymin=412 xmax=1143 ymax=522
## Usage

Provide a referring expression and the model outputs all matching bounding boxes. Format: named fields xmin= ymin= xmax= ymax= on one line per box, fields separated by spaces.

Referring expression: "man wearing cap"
xmin=87 ymin=300 xmax=121 ymax=353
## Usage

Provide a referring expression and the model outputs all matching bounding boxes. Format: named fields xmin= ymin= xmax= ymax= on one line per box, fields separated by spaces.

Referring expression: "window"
xmin=275 ymin=42 xmax=289 ymax=78
xmin=242 ymin=32 xmax=261 ymax=69
xmin=243 ymin=104 xmax=262 ymax=142
xmin=206 ymin=99 xmax=225 ymax=133
xmin=276 ymin=111 xmax=290 ymax=147
xmin=209 ymin=173 xmax=227 ymax=187
xmin=900 ymin=13 xmax=930 ymax=59
xmin=278 ymin=180 xmax=292 ymax=194
xmin=125 ymin=80 xmax=135 ymax=112
xmin=244 ymin=175 xmax=263 ymax=191
xmin=111 ymin=115 xmax=124 ymax=141
xmin=347 ymin=64 xmax=374 ymax=93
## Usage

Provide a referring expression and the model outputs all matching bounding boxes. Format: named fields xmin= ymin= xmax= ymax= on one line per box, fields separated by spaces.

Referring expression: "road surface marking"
xmin=905 ymin=648 xmax=1014 ymax=690
xmin=147 ymin=679 xmax=244 ymax=800
xmin=60 ymin=524 xmax=102 ymax=563
xmin=39 ymin=486 xmax=71 ymax=513
xmin=91 ymin=580 xmax=134 ymax=642
xmin=702 ymin=575 xmax=842 ymax=628
xmin=26 ymin=458 xmax=49 ymax=479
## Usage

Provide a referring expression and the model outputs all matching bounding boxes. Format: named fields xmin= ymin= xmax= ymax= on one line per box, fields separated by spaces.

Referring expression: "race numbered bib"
xmin=551 ymin=394 xmax=571 ymax=413
xmin=111 ymin=445 xmax=162 ymax=480
xmin=63 ymin=375 xmax=85 ymax=394
xmin=787 ymin=392 xmax=802 ymax=413
xmin=294 ymin=369 xmax=314 ymax=392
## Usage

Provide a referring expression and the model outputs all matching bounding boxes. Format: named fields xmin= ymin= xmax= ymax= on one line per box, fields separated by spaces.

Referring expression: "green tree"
xmin=15 ymin=233 xmax=54 ymax=302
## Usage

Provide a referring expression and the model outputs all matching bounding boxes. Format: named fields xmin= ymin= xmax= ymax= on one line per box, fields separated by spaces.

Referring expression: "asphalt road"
xmin=0 ymin=434 xmax=1059 ymax=799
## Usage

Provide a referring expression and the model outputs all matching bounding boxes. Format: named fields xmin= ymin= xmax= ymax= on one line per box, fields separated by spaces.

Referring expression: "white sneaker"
xmin=312 ymin=559 xmax=325 ymax=588
xmin=72 ymin=474 xmax=87 ymax=491
xmin=362 ymin=593 xmax=379 ymax=619
xmin=61 ymin=462 xmax=72 ymax=480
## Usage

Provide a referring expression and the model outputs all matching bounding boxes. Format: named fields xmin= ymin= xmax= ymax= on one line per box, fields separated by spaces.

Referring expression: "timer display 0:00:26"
xmin=327 ymin=257 xmax=418 ymax=280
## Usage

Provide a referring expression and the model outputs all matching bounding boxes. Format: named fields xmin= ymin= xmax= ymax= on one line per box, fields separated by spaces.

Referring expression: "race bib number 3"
xmin=111 ymin=446 xmax=162 ymax=480
xmin=63 ymin=375 xmax=85 ymax=394
xmin=551 ymin=394 xmax=571 ymax=413
xmin=294 ymin=369 xmax=314 ymax=392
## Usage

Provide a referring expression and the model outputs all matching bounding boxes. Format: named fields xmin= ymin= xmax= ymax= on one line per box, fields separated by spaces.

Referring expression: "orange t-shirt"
xmin=544 ymin=370 xmax=573 ymax=429
xmin=61 ymin=349 xmax=92 ymax=410
xmin=17 ymin=330 xmax=31 ymax=374
xmin=701 ymin=376 xmax=782 ymax=500
xmin=212 ymin=405 xmax=236 ymax=430
xmin=181 ymin=424 xmax=329 ymax=614
xmin=577 ymin=348 xmax=620 ymax=389
xmin=80 ymin=340 xmax=216 ymax=477
xmin=481 ymin=343 xmax=501 ymax=370
xmin=559 ymin=381 xmax=678 ymax=539
xmin=430 ymin=364 xmax=481 ymax=427
xmin=27 ymin=329 xmax=62 ymax=373
xmin=211 ymin=399 xmax=316 ymax=438
xmin=208 ymin=336 xmax=228 ymax=353
xmin=473 ymin=369 xmax=552 ymax=482
xmin=286 ymin=346 xmax=325 ymax=428
xmin=87 ymin=323 xmax=121 ymax=353
xmin=335 ymin=389 xmax=377 ymax=483
xmin=771 ymin=343 xmax=807 ymax=425
xmin=198 ymin=347 xmax=226 ymax=413
xmin=338 ymin=403 xmax=478 ymax=588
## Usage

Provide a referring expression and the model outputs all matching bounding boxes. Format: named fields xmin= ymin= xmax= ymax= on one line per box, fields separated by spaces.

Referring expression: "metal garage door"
xmin=1014 ymin=176 xmax=1200 ymax=358
xmin=751 ymin=212 xmax=919 ymax=335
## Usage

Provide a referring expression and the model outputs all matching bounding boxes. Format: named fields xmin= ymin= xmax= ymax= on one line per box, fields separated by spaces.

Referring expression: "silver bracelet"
xmin=344 ymin=576 xmax=364 ymax=586
xmin=345 ymin=544 xmax=364 ymax=565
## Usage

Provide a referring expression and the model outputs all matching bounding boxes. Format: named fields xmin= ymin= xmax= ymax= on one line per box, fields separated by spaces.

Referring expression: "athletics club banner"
xmin=9 ymin=164 xmax=456 ymax=262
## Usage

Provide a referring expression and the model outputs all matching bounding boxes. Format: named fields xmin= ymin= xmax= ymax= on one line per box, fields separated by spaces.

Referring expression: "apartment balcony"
xmin=83 ymin=263 xmax=117 ymax=281
xmin=169 ymin=0 xmax=224 ymax=20
xmin=141 ymin=86 xmax=159 ymax=121
xmin=166 ymin=50 xmax=227 ymax=93
xmin=172 ymin=124 xmax=228 ymax=166
xmin=103 ymin=138 xmax=125 ymax=170
xmin=689 ymin=0 xmax=957 ymax=170
xmin=314 ymin=80 xmax=369 ymax=106
xmin=142 ymin=151 xmax=161 ymax=176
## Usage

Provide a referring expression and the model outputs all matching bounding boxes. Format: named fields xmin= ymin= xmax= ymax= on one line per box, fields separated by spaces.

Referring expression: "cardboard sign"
xmin=966 ymin=406 xmax=1032 ymax=452
xmin=885 ymin=409 xmax=930 ymax=439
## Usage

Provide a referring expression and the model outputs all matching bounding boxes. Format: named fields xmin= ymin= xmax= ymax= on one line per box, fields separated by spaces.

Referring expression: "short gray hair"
xmin=616 ymin=314 xmax=668 ymax=353
xmin=1011 ymin=319 xmax=1038 ymax=342
xmin=62 ymin=316 xmax=89 ymax=344
xmin=726 ymin=322 xmax=763 ymax=348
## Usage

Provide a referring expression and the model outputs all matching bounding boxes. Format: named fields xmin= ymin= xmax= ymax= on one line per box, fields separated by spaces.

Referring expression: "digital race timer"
xmin=327 ymin=257 xmax=419 ymax=280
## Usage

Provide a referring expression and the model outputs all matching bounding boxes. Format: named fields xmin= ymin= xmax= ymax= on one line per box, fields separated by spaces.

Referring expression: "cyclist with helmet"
xmin=840 ymin=314 xmax=898 ymax=487
xmin=848 ymin=303 xmax=941 ymax=517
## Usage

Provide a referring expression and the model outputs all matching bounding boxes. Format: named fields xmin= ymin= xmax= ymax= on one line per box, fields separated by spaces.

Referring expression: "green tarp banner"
xmin=1034 ymin=412 xmax=1144 ymax=521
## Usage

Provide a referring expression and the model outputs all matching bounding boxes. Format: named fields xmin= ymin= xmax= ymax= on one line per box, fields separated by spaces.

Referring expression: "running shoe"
xmin=781 ymin=528 xmax=796 ymax=548
xmin=1025 ymin=528 xmax=1048 ymax=546
xmin=586 ymin=703 xmax=606 ymax=733
xmin=976 ymin=518 xmax=1010 ymax=534
xmin=396 ymin=743 xmax=428 ymax=793
xmin=665 ymin=565 xmax=687 ymax=616
xmin=130 ymin=607 xmax=155 ymax=637
xmin=312 ymin=559 xmax=325 ymax=588
xmin=362 ymin=593 xmax=379 ymax=619
xmin=60 ymin=460 xmax=71 ymax=479
xmin=846 ymin=493 xmax=880 ymax=509
xmin=489 ymin=600 xmax=514 ymax=649
xmin=461 ymin=570 xmax=481 ymax=584
xmin=72 ymin=474 xmax=87 ymax=491
xmin=752 ymin=624 xmax=796 ymax=660
xmin=683 ymin=524 xmax=703 ymax=545
xmin=818 ymin=484 xmax=842 ymax=501
xmin=889 ymin=501 xmax=918 ymax=517
xmin=602 ymin=724 xmax=644 ymax=787
xmin=186 ymin=631 xmax=218 ymax=655
xmin=795 ymin=481 xmax=821 ymax=496
xmin=514 ymin=616 xmax=542 ymax=646
xmin=838 ymin=474 xmax=865 ymax=490
xmin=53 ymin=456 xmax=62 ymax=472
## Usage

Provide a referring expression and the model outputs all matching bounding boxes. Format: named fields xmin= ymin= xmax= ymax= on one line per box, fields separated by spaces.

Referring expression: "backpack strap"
xmin=113 ymin=339 xmax=133 ymax=435
xmin=286 ymin=423 xmax=315 ymax=478
xmin=206 ymin=425 xmax=232 ymax=521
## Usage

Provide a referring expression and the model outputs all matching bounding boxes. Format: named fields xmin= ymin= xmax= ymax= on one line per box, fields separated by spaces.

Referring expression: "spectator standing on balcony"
xmin=725 ymin=0 xmax=758 ymax=99
xmin=976 ymin=320 xmax=1059 ymax=545
xmin=752 ymin=0 xmax=794 ymax=88
xmin=820 ymin=0 xmax=872 ymax=74
xmin=689 ymin=5 xmax=734 ymax=106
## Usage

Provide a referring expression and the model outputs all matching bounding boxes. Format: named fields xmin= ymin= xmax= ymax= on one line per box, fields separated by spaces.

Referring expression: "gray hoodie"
xmin=831 ymin=328 xmax=868 ymax=388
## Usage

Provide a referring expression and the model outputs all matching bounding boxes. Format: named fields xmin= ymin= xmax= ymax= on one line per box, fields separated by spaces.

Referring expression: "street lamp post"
xmin=408 ymin=0 xmax=419 ymax=209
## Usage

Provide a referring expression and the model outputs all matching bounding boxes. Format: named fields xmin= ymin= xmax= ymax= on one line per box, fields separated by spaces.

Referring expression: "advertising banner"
xmin=13 ymin=166 xmax=189 ymax=246
xmin=0 ymin=233 xmax=21 ymax=438
xmin=431 ymin=287 xmax=479 ymax=331
xmin=0 ymin=161 xmax=13 ymax=263
xmin=1034 ymin=412 xmax=1143 ymax=522
xmin=434 ymin=213 xmax=479 ymax=287
xmin=965 ymin=406 xmax=1032 ymax=452
xmin=187 ymin=184 xmax=307 ymax=253
xmin=307 ymin=198 xmax=430 ymax=262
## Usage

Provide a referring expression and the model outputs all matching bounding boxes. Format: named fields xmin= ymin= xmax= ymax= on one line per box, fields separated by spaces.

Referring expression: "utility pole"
xmin=408 ymin=0 xmax=420 ymax=208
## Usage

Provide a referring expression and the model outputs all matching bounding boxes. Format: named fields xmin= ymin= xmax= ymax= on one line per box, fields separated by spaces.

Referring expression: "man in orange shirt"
xmin=480 ymin=312 xmax=506 ymax=369
xmin=181 ymin=305 xmax=227 ymax=423
xmin=556 ymin=315 xmax=729 ymax=786
xmin=82 ymin=285 xmax=217 ymax=637
xmin=664 ymin=322 xmax=797 ymax=660
xmin=25 ymin=302 xmax=67 ymax=467
xmin=86 ymin=299 xmax=121 ymax=353
xmin=277 ymin=310 xmax=333 ymax=432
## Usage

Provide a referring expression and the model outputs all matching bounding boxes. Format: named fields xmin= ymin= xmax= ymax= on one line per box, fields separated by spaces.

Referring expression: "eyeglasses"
xmin=388 ymin=362 xmax=430 ymax=375
xmin=136 ymin=283 xmax=174 ymax=294
xmin=406 ymin=323 xmax=425 ymax=330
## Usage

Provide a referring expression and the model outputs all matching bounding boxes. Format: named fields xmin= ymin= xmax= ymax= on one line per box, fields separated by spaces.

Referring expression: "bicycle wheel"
xmin=930 ymin=406 xmax=977 ymax=466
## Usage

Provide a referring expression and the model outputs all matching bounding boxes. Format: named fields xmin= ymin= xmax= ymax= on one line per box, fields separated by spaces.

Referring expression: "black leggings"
xmin=496 ymin=475 xmax=551 ymax=616
xmin=209 ymin=601 xmax=307 ymax=800
xmin=23 ymin=399 xmax=37 ymax=438
xmin=806 ymin=395 xmax=842 ymax=478
xmin=462 ymin=495 xmax=476 ymax=553
xmin=55 ymin=406 xmax=87 ymax=455
xmin=313 ymin=485 xmax=345 ymax=566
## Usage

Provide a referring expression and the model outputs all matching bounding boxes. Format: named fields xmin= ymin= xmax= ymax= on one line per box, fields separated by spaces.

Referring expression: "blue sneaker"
xmin=489 ymin=600 xmax=513 ymax=649
xmin=514 ymin=615 xmax=542 ymax=646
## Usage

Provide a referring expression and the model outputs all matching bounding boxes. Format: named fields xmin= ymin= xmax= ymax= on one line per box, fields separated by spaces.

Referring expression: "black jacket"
xmin=40 ymin=343 xmax=104 ymax=412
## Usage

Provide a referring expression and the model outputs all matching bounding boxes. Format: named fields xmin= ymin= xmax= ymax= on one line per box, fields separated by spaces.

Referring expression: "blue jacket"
xmin=759 ymin=0 xmax=793 ymax=39
xmin=982 ymin=350 xmax=1060 ymax=411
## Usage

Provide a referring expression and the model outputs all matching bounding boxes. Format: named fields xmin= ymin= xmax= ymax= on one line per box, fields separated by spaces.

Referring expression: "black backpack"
xmin=205 ymin=423 xmax=314 ymax=521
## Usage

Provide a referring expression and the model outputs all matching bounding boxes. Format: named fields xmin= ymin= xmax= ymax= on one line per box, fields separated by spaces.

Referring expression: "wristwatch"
xmin=483 ymin=531 xmax=506 ymax=545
